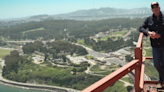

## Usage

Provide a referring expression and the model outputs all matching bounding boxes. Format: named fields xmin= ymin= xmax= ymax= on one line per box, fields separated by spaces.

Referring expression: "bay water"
xmin=0 ymin=83 xmax=52 ymax=92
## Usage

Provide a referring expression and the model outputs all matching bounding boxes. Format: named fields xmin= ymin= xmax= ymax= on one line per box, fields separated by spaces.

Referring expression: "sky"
xmin=1 ymin=0 xmax=164 ymax=19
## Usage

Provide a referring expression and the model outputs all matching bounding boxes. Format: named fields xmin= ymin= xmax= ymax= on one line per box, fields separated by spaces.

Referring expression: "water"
xmin=0 ymin=83 xmax=52 ymax=92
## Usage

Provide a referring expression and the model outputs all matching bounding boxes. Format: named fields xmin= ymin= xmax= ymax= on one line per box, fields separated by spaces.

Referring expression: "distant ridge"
xmin=68 ymin=7 xmax=152 ymax=15
xmin=52 ymin=7 xmax=154 ymax=20
xmin=0 ymin=7 xmax=164 ymax=27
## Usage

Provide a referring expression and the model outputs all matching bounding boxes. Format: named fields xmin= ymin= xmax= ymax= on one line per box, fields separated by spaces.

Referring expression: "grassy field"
xmin=22 ymin=27 xmax=44 ymax=33
xmin=0 ymin=49 xmax=13 ymax=58
xmin=77 ymin=39 xmax=92 ymax=48
xmin=87 ymin=55 xmax=94 ymax=59
xmin=90 ymin=65 xmax=103 ymax=71
xmin=95 ymin=70 xmax=114 ymax=75
xmin=145 ymin=60 xmax=158 ymax=80
xmin=110 ymin=30 xmax=128 ymax=35
xmin=103 ymin=81 xmax=128 ymax=92
xmin=0 ymin=65 xmax=2 ymax=69
xmin=121 ymin=77 xmax=133 ymax=83
xmin=145 ymin=48 xmax=152 ymax=57
xmin=100 ymin=30 xmax=128 ymax=41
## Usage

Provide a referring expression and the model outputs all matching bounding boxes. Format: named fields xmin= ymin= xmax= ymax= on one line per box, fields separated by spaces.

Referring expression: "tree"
xmin=10 ymin=50 xmax=19 ymax=57
xmin=3 ymin=51 xmax=21 ymax=74
xmin=62 ymin=55 xmax=66 ymax=62
xmin=127 ymin=86 xmax=133 ymax=92
xmin=70 ymin=51 xmax=74 ymax=56
xmin=72 ymin=68 xmax=76 ymax=75
xmin=77 ymin=46 xmax=88 ymax=55
xmin=44 ymin=52 xmax=48 ymax=61
xmin=125 ymin=55 xmax=133 ymax=62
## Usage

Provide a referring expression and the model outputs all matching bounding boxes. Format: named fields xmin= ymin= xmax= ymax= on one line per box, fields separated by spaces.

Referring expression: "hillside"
xmin=0 ymin=7 xmax=162 ymax=28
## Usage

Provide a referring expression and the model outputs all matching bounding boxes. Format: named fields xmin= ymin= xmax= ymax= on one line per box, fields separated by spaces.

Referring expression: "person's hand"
xmin=152 ymin=33 xmax=161 ymax=39
xmin=147 ymin=31 xmax=155 ymax=37
xmin=147 ymin=31 xmax=161 ymax=39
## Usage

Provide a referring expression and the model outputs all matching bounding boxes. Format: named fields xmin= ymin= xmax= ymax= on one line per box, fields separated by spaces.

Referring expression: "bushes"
xmin=3 ymin=56 xmax=101 ymax=90
xmin=103 ymin=81 xmax=128 ymax=92
xmin=90 ymin=65 xmax=102 ymax=71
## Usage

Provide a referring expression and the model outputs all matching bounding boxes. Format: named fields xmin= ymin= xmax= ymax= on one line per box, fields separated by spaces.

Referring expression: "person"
xmin=139 ymin=2 xmax=164 ymax=88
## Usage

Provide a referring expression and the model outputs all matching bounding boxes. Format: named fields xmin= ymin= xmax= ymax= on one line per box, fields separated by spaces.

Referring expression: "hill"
xmin=0 ymin=7 xmax=161 ymax=27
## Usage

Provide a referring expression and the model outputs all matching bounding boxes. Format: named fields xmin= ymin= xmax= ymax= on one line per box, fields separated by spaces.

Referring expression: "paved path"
xmin=119 ymin=79 xmax=133 ymax=87
xmin=0 ymin=59 xmax=80 ymax=92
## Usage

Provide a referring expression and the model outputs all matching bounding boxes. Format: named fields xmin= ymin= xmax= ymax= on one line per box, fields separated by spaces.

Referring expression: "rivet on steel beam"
xmin=128 ymin=68 xmax=130 ymax=71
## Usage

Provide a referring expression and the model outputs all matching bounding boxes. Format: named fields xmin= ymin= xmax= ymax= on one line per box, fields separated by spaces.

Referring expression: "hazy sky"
xmin=1 ymin=0 xmax=164 ymax=19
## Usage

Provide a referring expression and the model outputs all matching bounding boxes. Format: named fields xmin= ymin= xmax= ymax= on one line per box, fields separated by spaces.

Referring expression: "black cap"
xmin=151 ymin=2 xmax=159 ymax=7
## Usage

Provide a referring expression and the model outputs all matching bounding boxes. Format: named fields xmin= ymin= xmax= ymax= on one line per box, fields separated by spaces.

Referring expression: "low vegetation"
xmin=0 ymin=49 xmax=13 ymax=58
xmin=103 ymin=81 xmax=129 ymax=92
xmin=145 ymin=60 xmax=158 ymax=80
xmin=110 ymin=30 xmax=128 ymax=35
xmin=90 ymin=65 xmax=102 ymax=71
xmin=0 ymin=18 xmax=145 ymax=91
xmin=2 ymin=51 xmax=101 ymax=90
xmin=145 ymin=48 xmax=152 ymax=57
xmin=121 ymin=77 xmax=133 ymax=83
xmin=22 ymin=27 xmax=45 ymax=33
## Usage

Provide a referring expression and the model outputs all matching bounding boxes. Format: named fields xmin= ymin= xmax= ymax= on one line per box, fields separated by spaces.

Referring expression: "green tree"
xmin=125 ymin=55 xmax=133 ymax=62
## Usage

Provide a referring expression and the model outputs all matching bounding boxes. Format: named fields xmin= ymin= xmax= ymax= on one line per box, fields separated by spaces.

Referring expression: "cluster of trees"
xmin=125 ymin=55 xmax=134 ymax=62
xmin=48 ymin=41 xmax=88 ymax=55
xmin=2 ymin=50 xmax=129 ymax=91
xmin=0 ymin=18 xmax=144 ymax=41
xmin=84 ymin=37 xmax=134 ymax=52
xmin=22 ymin=41 xmax=44 ymax=54
xmin=0 ymin=18 xmax=144 ymax=91
xmin=22 ymin=41 xmax=88 ymax=60
xmin=2 ymin=51 xmax=102 ymax=90
xmin=0 ymin=40 xmax=7 ymax=46
xmin=2 ymin=50 xmax=23 ymax=77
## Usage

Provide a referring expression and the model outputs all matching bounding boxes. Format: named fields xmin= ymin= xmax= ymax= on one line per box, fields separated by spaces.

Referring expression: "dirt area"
xmin=33 ymin=60 xmax=44 ymax=64
xmin=100 ymin=65 xmax=106 ymax=70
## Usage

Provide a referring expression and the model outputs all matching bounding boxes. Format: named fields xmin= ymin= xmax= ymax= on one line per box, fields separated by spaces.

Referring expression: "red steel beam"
xmin=139 ymin=57 xmax=146 ymax=90
xmin=135 ymin=47 xmax=142 ymax=92
xmin=81 ymin=33 xmax=145 ymax=92
xmin=145 ymin=57 xmax=153 ymax=60
xmin=81 ymin=59 xmax=140 ymax=92
xmin=144 ymin=80 xmax=159 ymax=84
xmin=134 ymin=33 xmax=143 ymax=92
xmin=136 ymin=33 xmax=144 ymax=48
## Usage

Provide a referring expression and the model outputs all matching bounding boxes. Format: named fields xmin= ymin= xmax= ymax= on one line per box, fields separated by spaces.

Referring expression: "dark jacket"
xmin=139 ymin=12 xmax=164 ymax=48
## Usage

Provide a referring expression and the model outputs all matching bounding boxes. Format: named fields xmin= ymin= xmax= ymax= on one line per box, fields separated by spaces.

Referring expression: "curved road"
xmin=74 ymin=43 xmax=151 ymax=84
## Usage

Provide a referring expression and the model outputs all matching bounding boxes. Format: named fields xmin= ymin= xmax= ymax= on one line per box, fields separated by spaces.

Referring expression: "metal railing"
xmin=81 ymin=33 xmax=150 ymax=92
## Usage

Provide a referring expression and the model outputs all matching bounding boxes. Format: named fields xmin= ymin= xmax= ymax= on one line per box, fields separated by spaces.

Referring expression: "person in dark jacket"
xmin=139 ymin=2 xmax=164 ymax=88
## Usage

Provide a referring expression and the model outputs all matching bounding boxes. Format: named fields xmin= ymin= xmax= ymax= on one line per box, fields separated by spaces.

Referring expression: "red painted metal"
xmin=135 ymin=47 xmax=142 ymax=92
xmin=81 ymin=59 xmax=139 ymax=92
xmin=136 ymin=33 xmax=144 ymax=48
xmin=144 ymin=81 xmax=159 ymax=84
xmin=135 ymin=33 xmax=143 ymax=91
xmin=134 ymin=33 xmax=143 ymax=92
xmin=145 ymin=57 xmax=153 ymax=59
xmin=140 ymin=57 xmax=146 ymax=89
xmin=81 ymin=33 xmax=149 ymax=92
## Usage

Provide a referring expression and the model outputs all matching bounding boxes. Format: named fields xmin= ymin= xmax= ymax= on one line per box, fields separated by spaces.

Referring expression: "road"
xmin=4 ymin=40 xmax=151 ymax=86
xmin=0 ymin=60 xmax=80 ymax=92
xmin=74 ymin=43 xmax=151 ymax=84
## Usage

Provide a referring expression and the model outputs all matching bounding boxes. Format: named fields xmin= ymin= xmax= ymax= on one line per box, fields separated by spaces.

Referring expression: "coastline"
xmin=0 ymin=73 xmax=80 ymax=92
xmin=0 ymin=52 xmax=80 ymax=92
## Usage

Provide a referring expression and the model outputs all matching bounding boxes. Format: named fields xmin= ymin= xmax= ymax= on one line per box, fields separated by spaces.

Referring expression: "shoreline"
xmin=0 ymin=53 xmax=80 ymax=92
xmin=0 ymin=74 xmax=80 ymax=92
xmin=0 ymin=82 xmax=55 ymax=92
